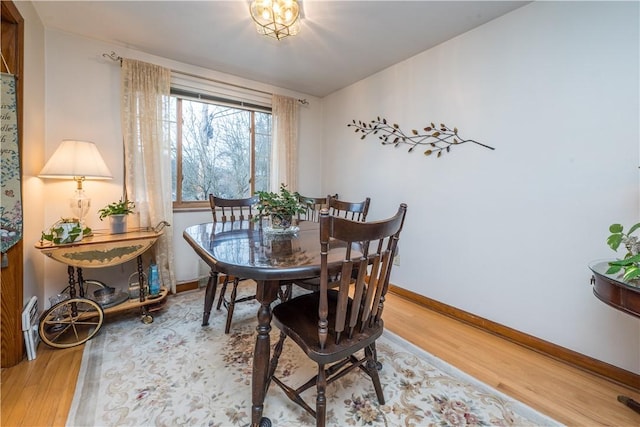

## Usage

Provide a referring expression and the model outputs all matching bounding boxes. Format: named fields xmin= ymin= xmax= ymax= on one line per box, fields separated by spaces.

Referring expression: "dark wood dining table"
xmin=183 ymin=219 xmax=353 ymax=426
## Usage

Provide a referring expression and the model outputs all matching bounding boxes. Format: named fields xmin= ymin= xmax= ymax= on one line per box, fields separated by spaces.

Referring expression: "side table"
xmin=34 ymin=222 xmax=170 ymax=348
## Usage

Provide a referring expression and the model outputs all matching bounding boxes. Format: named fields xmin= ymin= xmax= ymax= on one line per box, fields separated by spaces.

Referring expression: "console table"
xmin=35 ymin=226 xmax=166 ymax=298
xmin=589 ymin=260 xmax=640 ymax=414
xmin=34 ymin=222 xmax=169 ymax=348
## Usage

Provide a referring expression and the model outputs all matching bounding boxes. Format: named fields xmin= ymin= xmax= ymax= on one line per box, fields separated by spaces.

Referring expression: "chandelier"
xmin=250 ymin=0 xmax=300 ymax=41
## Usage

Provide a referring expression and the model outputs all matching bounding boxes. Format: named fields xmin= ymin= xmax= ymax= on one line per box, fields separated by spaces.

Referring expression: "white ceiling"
xmin=32 ymin=1 xmax=529 ymax=97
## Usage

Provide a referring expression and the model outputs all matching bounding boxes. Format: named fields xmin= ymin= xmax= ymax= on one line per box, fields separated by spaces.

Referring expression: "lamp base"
xmin=70 ymin=189 xmax=90 ymax=228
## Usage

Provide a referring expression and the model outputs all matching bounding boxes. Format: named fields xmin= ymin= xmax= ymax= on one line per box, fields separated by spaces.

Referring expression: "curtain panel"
xmin=121 ymin=59 xmax=176 ymax=293
xmin=271 ymin=94 xmax=299 ymax=191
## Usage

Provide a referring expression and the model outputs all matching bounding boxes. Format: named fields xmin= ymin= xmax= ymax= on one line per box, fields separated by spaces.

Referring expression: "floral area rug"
xmin=67 ymin=287 xmax=561 ymax=427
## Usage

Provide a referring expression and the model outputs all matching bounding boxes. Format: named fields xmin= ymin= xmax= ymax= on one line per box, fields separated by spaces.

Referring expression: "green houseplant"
xmin=255 ymin=184 xmax=305 ymax=229
xmin=41 ymin=218 xmax=91 ymax=244
xmin=606 ymin=222 xmax=640 ymax=281
xmin=98 ymin=198 xmax=135 ymax=234
xmin=98 ymin=198 xmax=136 ymax=219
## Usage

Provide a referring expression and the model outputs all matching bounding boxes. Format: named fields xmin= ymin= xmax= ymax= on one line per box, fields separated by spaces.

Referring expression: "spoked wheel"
xmin=38 ymin=298 xmax=104 ymax=348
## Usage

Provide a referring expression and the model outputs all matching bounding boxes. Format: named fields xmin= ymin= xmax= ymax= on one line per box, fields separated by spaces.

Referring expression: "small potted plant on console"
xmin=98 ymin=198 xmax=136 ymax=234
xmin=41 ymin=217 xmax=91 ymax=244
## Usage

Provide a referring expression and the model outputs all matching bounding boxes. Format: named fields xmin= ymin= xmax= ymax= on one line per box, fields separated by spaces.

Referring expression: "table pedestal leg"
xmin=202 ymin=270 xmax=218 ymax=326
xmin=251 ymin=280 xmax=279 ymax=427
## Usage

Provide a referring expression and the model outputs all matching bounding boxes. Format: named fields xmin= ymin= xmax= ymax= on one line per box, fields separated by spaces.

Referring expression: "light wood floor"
xmin=2 ymin=292 xmax=639 ymax=426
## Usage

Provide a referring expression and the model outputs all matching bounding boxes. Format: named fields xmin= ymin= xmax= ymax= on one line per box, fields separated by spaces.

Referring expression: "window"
xmin=169 ymin=92 xmax=272 ymax=208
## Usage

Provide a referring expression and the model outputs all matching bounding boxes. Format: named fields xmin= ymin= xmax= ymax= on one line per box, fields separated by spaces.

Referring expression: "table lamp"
xmin=39 ymin=139 xmax=113 ymax=226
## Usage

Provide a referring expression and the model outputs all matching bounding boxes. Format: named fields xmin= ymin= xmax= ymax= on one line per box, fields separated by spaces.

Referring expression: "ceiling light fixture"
xmin=250 ymin=0 xmax=300 ymax=41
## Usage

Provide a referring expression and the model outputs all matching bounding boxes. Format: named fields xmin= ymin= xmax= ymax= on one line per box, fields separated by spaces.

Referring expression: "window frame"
xmin=170 ymin=89 xmax=272 ymax=210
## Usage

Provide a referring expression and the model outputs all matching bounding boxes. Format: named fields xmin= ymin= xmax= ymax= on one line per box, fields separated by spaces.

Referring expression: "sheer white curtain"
xmin=121 ymin=59 xmax=176 ymax=293
xmin=271 ymin=94 xmax=299 ymax=191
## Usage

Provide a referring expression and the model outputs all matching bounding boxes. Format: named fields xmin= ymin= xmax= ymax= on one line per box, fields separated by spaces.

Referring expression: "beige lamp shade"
xmin=39 ymin=139 xmax=113 ymax=181
xmin=40 ymin=139 xmax=113 ymax=223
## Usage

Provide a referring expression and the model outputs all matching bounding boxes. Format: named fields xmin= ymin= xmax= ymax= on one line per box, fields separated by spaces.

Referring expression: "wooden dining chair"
xmin=266 ymin=204 xmax=407 ymax=427
xmin=327 ymin=196 xmax=370 ymax=221
xmin=297 ymin=194 xmax=339 ymax=223
xmin=293 ymin=195 xmax=370 ymax=291
xmin=208 ymin=195 xmax=259 ymax=334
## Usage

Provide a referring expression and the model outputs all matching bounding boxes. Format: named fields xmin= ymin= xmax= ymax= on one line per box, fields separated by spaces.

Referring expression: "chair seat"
xmin=272 ymin=290 xmax=383 ymax=365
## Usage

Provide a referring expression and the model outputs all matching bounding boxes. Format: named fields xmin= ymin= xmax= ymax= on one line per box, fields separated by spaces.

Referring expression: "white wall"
xmin=323 ymin=1 xmax=639 ymax=373
xmin=37 ymin=30 xmax=324 ymax=298
xmin=14 ymin=1 xmax=46 ymax=307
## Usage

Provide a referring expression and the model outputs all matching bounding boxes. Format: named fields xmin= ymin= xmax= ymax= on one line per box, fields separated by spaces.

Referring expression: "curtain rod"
xmin=102 ymin=51 xmax=309 ymax=105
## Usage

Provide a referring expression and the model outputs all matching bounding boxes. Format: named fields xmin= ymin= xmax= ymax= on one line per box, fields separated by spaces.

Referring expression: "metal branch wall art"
xmin=347 ymin=117 xmax=494 ymax=158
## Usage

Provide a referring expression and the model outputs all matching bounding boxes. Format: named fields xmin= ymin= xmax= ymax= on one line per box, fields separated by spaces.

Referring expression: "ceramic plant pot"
xmin=59 ymin=222 xmax=84 ymax=243
xmin=109 ymin=214 xmax=128 ymax=234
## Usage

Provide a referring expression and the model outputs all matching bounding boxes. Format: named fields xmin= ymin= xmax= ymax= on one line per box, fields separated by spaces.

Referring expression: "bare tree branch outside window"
xmin=171 ymin=96 xmax=272 ymax=205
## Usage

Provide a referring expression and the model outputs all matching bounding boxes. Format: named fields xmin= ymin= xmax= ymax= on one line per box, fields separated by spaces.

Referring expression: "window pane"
xmin=254 ymin=111 xmax=272 ymax=193
xmin=172 ymin=96 xmax=271 ymax=204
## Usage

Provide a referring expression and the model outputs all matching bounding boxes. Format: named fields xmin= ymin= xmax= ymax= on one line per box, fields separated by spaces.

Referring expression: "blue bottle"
xmin=148 ymin=263 xmax=160 ymax=297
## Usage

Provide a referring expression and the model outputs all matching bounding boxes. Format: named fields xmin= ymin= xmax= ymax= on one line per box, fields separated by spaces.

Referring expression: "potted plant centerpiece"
xmin=41 ymin=218 xmax=91 ymax=244
xmin=255 ymin=184 xmax=305 ymax=232
xmin=98 ymin=198 xmax=135 ymax=234
xmin=606 ymin=222 xmax=640 ymax=281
